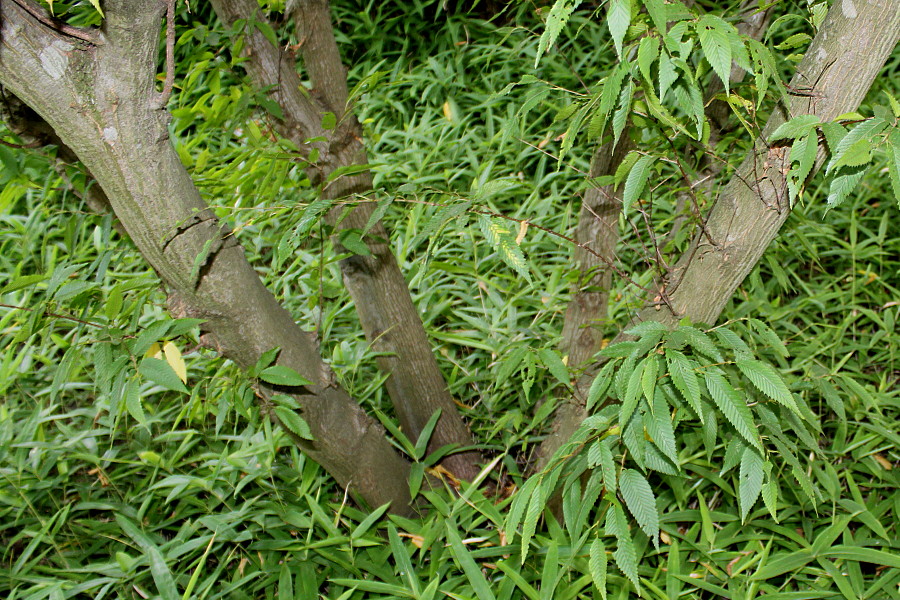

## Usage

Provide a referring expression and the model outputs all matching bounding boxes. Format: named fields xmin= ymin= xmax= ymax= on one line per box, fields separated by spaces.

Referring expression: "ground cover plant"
xmin=0 ymin=0 xmax=899 ymax=598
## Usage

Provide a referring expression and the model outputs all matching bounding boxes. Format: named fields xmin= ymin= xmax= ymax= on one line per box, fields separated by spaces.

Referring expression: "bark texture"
xmin=210 ymin=0 xmax=481 ymax=480
xmin=539 ymin=0 xmax=900 ymax=468
xmin=0 ymin=0 xmax=416 ymax=513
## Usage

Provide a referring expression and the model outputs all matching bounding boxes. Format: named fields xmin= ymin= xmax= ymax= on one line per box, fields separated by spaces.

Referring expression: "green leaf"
xmin=259 ymin=365 xmax=312 ymax=387
xmin=125 ymin=377 xmax=146 ymax=427
xmin=704 ymin=372 xmax=763 ymax=451
xmin=339 ymin=229 xmax=372 ymax=256
xmin=538 ymin=348 xmax=570 ymax=386
xmin=769 ymin=115 xmax=821 ymax=142
xmin=478 ymin=215 xmax=532 ymax=283
xmin=619 ymin=469 xmax=659 ymax=549
xmin=605 ymin=504 xmax=641 ymax=593
xmin=739 ymin=448 xmax=764 ymax=522
xmin=826 ymin=166 xmax=866 ymax=209
xmin=586 ymin=361 xmax=615 ymax=412
xmin=620 ymin=360 xmax=643 ymax=426
xmin=637 ymin=35 xmax=659 ymax=83
xmin=535 ymin=0 xmax=584 ymax=66
xmin=116 ymin=515 xmax=179 ymax=600
xmin=140 ymin=357 xmax=189 ymax=394
xmin=665 ymin=349 xmax=702 ymax=420
xmin=274 ymin=406 xmax=314 ymax=440
xmin=607 ymin=0 xmax=632 ymax=59
xmin=520 ymin=488 xmax=543 ymax=563
xmin=695 ymin=15 xmax=734 ymax=93
xmin=388 ymin=524 xmax=421 ymax=596
xmin=887 ymin=141 xmax=900 ymax=208
xmin=826 ymin=117 xmax=886 ymax=174
xmin=622 ymin=153 xmax=655 ymax=217
xmin=446 ymin=519 xmax=497 ymax=600
xmin=642 ymin=0 xmax=667 ymax=34
xmin=589 ymin=538 xmax=608 ymax=600
xmin=736 ymin=358 xmax=800 ymax=415
xmin=363 ymin=196 xmax=394 ymax=235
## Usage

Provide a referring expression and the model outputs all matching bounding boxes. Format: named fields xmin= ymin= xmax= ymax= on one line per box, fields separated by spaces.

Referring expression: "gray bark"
xmin=0 ymin=0 xmax=416 ymax=513
xmin=539 ymin=0 xmax=900 ymax=468
xmin=210 ymin=0 xmax=481 ymax=480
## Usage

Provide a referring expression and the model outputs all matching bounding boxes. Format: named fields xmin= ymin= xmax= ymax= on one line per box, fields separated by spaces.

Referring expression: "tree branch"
xmin=9 ymin=0 xmax=103 ymax=45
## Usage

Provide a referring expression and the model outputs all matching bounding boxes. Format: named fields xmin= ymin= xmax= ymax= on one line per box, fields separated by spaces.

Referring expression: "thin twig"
xmin=0 ymin=303 xmax=103 ymax=329
xmin=155 ymin=0 xmax=177 ymax=109
xmin=9 ymin=0 xmax=103 ymax=45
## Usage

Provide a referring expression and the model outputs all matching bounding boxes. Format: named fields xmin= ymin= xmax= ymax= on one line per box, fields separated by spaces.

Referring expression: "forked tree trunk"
xmin=210 ymin=0 xmax=481 ymax=480
xmin=0 ymin=0 xmax=417 ymax=514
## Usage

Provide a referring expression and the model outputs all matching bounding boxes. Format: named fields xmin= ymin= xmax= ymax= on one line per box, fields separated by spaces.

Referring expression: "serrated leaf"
xmin=665 ymin=349 xmax=702 ymax=421
xmin=140 ymin=357 xmax=189 ymax=394
xmin=826 ymin=167 xmax=866 ymax=209
xmin=606 ymin=504 xmax=641 ymax=593
xmin=339 ymin=229 xmax=372 ymax=256
xmin=260 ymin=365 xmax=312 ymax=387
xmin=607 ymin=0 xmax=632 ymax=59
xmin=637 ymin=36 xmax=659 ymax=83
xmin=274 ymin=406 xmax=314 ymax=440
xmin=657 ymin=50 xmax=677 ymax=102
xmin=695 ymin=15 xmax=733 ymax=93
xmin=642 ymin=0 xmax=667 ymax=34
xmin=646 ymin=394 xmax=678 ymax=465
xmin=736 ymin=358 xmax=799 ymax=415
xmin=587 ymin=361 xmax=615 ymax=411
xmin=589 ymin=538 xmax=608 ymax=600
xmin=620 ymin=361 xmax=643 ymax=425
xmin=887 ymin=142 xmax=900 ymax=208
xmin=826 ymin=117 xmax=886 ymax=174
xmin=125 ymin=378 xmax=146 ymax=426
xmin=769 ymin=115 xmax=821 ymax=142
xmin=619 ymin=469 xmax=659 ymax=549
xmin=761 ymin=478 xmax=779 ymax=522
xmin=597 ymin=441 xmax=617 ymax=495
xmin=640 ymin=355 xmax=658 ymax=405
xmin=704 ymin=372 xmax=762 ymax=451
xmin=520 ymin=489 xmax=543 ymax=564
xmin=611 ymin=81 xmax=633 ymax=146
xmin=363 ymin=197 xmax=394 ymax=235
xmin=622 ymin=154 xmax=655 ymax=217
xmin=679 ymin=326 xmax=722 ymax=361
xmin=739 ymin=448 xmax=765 ymax=523
xmin=478 ymin=215 xmax=532 ymax=283
xmin=535 ymin=0 xmax=584 ymax=66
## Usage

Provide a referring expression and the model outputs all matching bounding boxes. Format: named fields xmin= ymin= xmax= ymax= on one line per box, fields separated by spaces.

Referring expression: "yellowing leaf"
xmin=516 ymin=220 xmax=529 ymax=244
xmin=162 ymin=341 xmax=187 ymax=384
xmin=145 ymin=342 xmax=162 ymax=359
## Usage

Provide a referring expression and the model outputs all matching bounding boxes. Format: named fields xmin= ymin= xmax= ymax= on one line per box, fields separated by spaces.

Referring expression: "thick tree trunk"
xmin=539 ymin=0 xmax=900 ymax=469
xmin=210 ymin=0 xmax=481 ymax=480
xmin=0 ymin=0 xmax=416 ymax=514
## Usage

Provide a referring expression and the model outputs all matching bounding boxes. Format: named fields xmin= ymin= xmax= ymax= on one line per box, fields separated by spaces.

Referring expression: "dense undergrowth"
xmin=1 ymin=0 xmax=898 ymax=598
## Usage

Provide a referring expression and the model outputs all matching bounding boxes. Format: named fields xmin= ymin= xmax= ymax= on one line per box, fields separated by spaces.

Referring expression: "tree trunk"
xmin=539 ymin=0 xmax=900 ymax=469
xmin=0 ymin=0 xmax=416 ymax=514
xmin=210 ymin=0 xmax=481 ymax=480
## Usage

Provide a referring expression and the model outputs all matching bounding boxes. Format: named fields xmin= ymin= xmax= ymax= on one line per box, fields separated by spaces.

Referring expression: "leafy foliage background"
xmin=1 ymin=0 xmax=898 ymax=599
